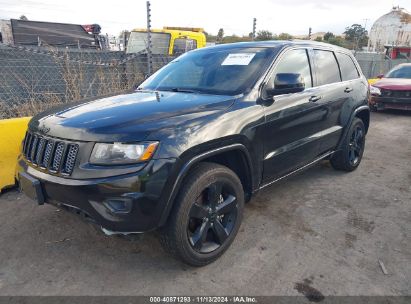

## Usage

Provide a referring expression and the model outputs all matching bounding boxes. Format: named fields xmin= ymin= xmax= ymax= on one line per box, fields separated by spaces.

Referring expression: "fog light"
xmin=103 ymin=198 xmax=132 ymax=214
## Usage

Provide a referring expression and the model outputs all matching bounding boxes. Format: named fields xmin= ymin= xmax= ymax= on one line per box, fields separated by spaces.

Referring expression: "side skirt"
xmin=257 ymin=150 xmax=335 ymax=191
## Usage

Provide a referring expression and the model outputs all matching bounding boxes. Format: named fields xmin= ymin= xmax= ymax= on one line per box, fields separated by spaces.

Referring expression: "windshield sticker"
xmin=221 ymin=53 xmax=256 ymax=66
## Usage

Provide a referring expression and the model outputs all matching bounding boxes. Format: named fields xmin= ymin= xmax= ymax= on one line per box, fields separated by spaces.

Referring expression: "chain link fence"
xmin=3 ymin=43 xmax=410 ymax=120
xmin=0 ymin=44 xmax=174 ymax=119
xmin=355 ymin=52 xmax=410 ymax=79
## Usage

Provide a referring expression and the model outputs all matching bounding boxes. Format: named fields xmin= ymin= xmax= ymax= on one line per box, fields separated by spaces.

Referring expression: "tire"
xmin=160 ymin=162 xmax=245 ymax=266
xmin=330 ymin=117 xmax=366 ymax=172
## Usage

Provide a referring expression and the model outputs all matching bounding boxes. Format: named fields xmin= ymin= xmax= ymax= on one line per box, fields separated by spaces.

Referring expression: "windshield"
xmin=139 ymin=47 xmax=276 ymax=95
xmin=385 ymin=65 xmax=411 ymax=79
xmin=126 ymin=31 xmax=170 ymax=54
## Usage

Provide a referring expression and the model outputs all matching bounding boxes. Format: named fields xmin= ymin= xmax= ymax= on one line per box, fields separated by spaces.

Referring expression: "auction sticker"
xmin=221 ymin=53 xmax=256 ymax=65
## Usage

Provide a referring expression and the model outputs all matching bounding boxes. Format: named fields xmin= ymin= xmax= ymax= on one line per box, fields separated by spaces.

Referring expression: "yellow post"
xmin=0 ymin=117 xmax=31 ymax=191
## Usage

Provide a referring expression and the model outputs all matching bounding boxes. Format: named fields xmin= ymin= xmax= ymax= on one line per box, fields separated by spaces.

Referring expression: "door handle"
xmin=344 ymin=87 xmax=353 ymax=93
xmin=309 ymin=95 xmax=321 ymax=102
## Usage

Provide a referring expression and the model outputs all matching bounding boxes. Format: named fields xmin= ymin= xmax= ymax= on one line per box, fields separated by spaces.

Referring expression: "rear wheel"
xmin=330 ymin=118 xmax=365 ymax=171
xmin=160 ymin=162 xmax=244 ymax=266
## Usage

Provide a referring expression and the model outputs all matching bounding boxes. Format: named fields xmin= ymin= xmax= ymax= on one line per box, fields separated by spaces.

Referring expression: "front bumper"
xmin=370 ymin=96 xmax=411 ymax=111
xmin=16 ymin=156 xmax=178 ymax=233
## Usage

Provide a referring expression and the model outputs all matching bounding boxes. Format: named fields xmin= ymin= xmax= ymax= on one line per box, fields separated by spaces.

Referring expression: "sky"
xmin=0 ymin=0 xmax=410 ymax=37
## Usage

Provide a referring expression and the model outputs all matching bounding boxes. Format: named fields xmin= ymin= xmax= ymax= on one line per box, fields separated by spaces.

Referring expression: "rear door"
xmin=311 ymin=49 xmax=346 ymax=153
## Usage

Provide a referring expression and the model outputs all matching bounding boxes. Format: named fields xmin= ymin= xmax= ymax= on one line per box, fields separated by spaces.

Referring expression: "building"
xmin=368 ymin=6 xmax=411 ymax=53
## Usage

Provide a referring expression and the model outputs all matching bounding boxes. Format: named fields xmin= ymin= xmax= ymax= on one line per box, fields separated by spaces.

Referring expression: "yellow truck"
xmin=126 ymin=27 xmax=206 ymax=55
xmin=0 ymin=117 xmax=30 ymax=191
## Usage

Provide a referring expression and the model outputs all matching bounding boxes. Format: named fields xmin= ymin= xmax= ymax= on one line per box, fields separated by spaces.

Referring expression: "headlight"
xmin=370 ymin=86 xmax=381 ymax=96
xmin=90 ymin=142 xmax=159 ymax=165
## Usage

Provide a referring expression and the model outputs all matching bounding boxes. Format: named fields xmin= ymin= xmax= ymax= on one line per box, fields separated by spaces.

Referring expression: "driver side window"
xmin=265 ymin=49 xmax=313 ymax=95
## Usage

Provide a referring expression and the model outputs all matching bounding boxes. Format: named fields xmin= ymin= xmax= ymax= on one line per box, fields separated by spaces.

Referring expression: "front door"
xmin=260 ymin=48 xmax=327 ymax=182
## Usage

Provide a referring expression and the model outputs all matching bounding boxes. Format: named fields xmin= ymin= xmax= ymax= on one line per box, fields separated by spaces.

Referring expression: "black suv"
xmin=17 ymin=41 xmax=370 ymax=266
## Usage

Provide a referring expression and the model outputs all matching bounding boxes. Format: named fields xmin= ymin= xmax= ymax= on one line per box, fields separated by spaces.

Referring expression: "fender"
xmin=158 ymin=143 xmax=253 ymax=226
xmin=337 ymin=105 xmax=370 ymax=150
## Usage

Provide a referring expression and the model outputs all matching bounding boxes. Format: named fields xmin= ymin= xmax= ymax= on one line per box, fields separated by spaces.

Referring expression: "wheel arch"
xmin=355 ymin=106 xmax=370 ymax=134
xmin=158 ymin=143 xmax=253 ymax=226
xmin=337 ymin=105 xmax=370 ymax=150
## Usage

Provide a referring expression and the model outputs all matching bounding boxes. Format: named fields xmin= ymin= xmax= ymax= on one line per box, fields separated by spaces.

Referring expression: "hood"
xmin=30 ymin=91 xmax=236 ymax=142
xmin=373 ymin=78 xmax=411 ymax=91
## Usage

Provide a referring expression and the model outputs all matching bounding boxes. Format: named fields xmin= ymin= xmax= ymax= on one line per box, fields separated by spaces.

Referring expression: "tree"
xmin=314 ymin=36 xmax=323 ymax=42
xmin=256 ymin=30 xmax=273 ymax=41
xmin=221 ymin=35 xmax=252 ymax=44
xmin=323 ymin=32 xmax=335 ymax=41
xmin=19 ymin=15 xmax=28 ymax=20
xmin=343 ymin=24 xmax=368 ymax=49
xmin=278 ymin=33 xmax=293 ymax=40
xmin=217 ymin=28 xmax=224 ymax=42
xmin=204 ymin=31 xmax=217 ymax=43
xmin=343 ymin=24 xmax=366 ymax=41
xmin=326 ymin=36 xmax=347 ymax=47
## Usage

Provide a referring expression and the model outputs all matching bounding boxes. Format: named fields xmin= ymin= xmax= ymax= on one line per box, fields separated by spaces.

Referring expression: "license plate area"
xmin=19 ymin=172 xmax=45 ymax=205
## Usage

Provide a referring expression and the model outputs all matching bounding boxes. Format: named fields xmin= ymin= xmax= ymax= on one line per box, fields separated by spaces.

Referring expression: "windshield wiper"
xmin=168 ymin=88 xmax=199 ymax=93
xmin=135 ymin=87 xmax=154 ymax=92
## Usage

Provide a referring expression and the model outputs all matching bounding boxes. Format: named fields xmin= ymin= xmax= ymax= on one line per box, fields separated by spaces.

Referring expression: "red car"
xmin=369 ymin=63 xmax=411 ymax=111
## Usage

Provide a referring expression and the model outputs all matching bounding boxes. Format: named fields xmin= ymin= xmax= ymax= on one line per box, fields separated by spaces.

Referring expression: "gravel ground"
xmin=0 ymin=110 xmax=410 ymax=297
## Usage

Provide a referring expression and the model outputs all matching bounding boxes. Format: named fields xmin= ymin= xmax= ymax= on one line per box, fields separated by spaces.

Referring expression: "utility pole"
xmin=308 ymin=27 xmax=312 ymax=40
xmin=146 ymin=1 xmax=153 ymax=76
xmin=363 ymin=18 xmax=369 ymax=31
xmin=123 ymin=31 xmax=127 ymax=50
xmin=363 ymin=18 xmax=370 ymax=51
xmin=252 ymin=18 xmax=257 ymax=41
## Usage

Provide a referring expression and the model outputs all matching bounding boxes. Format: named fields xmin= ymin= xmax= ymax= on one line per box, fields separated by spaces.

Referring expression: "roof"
xmin=396 ymin=63 xmax=411 ymax=66
xmin=197 ymin=40 xmax=350 ymax=53
xmin=368 ymin=7 xmax=411 ymax=51
xmin=132 ymin=28 xmax=205 ymax=36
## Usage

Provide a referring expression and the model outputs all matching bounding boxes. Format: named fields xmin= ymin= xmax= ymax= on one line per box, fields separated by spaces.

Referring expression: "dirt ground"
xmin=0 ymin=110 xmax=410 ymax=297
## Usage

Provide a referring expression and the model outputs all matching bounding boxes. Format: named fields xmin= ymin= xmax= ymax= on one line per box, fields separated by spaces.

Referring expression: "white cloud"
xmin=0 ymin=0 xmax=409 ymax=36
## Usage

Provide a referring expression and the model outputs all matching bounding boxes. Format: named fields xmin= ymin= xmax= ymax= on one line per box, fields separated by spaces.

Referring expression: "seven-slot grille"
xmin=22 ymin=132 xmax=79 ymax=176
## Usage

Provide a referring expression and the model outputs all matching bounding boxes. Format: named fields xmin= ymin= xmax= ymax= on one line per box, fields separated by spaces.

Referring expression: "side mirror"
xmin=266 ymin=73 xmax=305 ymax=97
xmin=377 ymin=74 xmax=384 ymax=79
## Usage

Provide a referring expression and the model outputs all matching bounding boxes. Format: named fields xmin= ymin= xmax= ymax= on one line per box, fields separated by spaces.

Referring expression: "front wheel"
xmin=160 ymin=162 xmax=244 ymax=266
xmin=330 ymin=117 xmax=366 ymax=171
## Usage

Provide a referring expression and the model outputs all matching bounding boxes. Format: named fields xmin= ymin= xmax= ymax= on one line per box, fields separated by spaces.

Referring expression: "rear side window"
xmin=336 ymin=53 xmax=359 ymax=81
xmin=313 ymin=50 xmax=341 ymax=85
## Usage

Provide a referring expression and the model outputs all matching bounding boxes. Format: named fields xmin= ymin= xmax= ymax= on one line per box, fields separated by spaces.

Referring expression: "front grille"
xmin=380 ymin=89 xmax=411 ymax=98
xmin=22 ymin=132 xmax=79 ymax=176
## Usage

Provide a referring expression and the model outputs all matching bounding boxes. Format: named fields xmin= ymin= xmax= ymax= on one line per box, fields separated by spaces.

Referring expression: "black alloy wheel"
xmin=160 ymin=162 xmax=244 ymax=266
xmin=330 ymin=117 xmax=366 ymax=172
xmin=187 ymin=181 xmax=238 ymax=253
xmin=348 ymin=125 xmax=364 ymax=166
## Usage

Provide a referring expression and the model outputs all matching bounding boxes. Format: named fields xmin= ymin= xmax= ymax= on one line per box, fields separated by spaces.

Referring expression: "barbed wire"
xmin=1 ymin=43 xmax=149 ymax=66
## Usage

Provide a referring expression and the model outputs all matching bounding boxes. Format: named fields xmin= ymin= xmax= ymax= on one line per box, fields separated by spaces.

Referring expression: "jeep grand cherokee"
xmin=17 ymin=41 xmax=370 ymax=266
